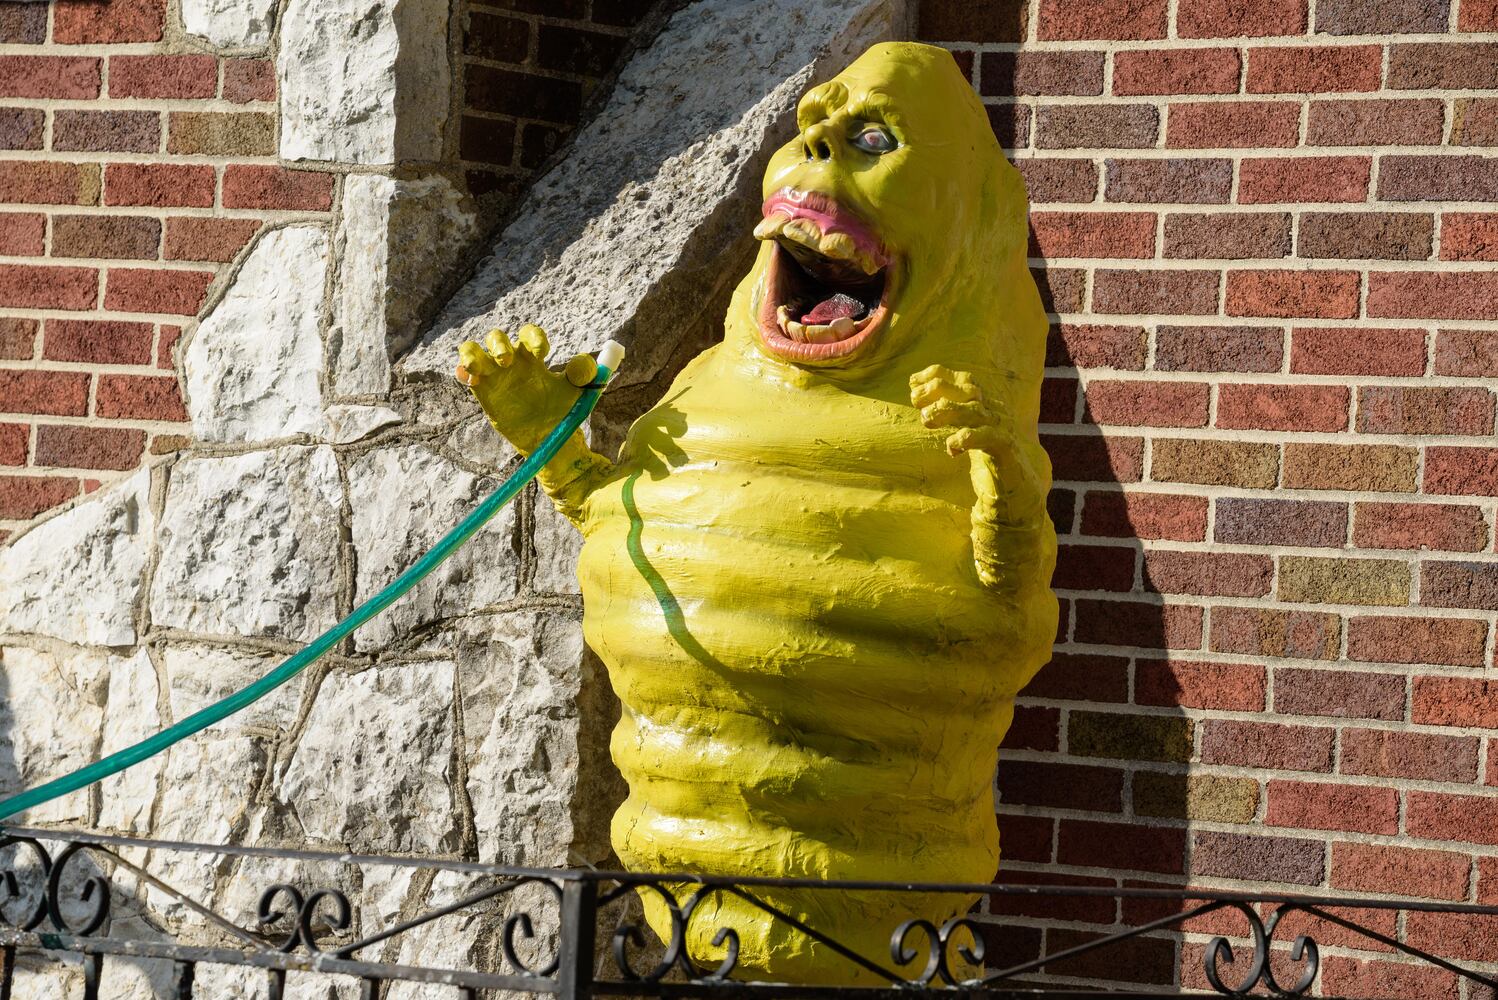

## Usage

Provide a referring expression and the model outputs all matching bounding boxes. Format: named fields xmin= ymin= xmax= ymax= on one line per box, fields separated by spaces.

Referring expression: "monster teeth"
xmin=855 ymin=251 xmax=881 ymax=276
xmin=818 ymin=232 xmax=856 ymax=262
xmin=754 ymin=213 xmax=789 ymax=240
xmin=785 ymin=319 xmax=807 ymax=342
xmin=782 ymin=218 xmax=822 ymax=250
xmin=829 ymin=316 xmax=856 ymax=337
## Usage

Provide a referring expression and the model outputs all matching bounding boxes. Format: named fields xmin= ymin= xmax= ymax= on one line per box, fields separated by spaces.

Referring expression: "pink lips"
xmin=761 ymin=188 xmax=889 ymax=267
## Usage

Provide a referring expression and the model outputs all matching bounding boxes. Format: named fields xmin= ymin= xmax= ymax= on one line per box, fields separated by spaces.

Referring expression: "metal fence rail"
xmin=2 ymin=827 xmax=1494 ymax=999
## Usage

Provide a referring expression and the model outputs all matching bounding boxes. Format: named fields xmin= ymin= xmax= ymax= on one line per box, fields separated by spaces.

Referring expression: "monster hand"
xmin=910 ymin=364 xmax=1048 ymax=590
xmin=456 ymin=325 xmax=612 ymax=524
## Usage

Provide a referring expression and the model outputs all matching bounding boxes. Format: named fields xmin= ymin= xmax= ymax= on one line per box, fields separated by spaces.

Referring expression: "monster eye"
xmin=852 ymin=126 xmax=896 ymax=154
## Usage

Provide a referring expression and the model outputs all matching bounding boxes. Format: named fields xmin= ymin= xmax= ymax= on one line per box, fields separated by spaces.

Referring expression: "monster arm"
xmin=457 ymin=325 xmax=615 ymax=526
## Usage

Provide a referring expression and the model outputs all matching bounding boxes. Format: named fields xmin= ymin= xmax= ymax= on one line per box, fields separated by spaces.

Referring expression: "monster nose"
xmin=801 ymin=122 xmax=837 ymax=162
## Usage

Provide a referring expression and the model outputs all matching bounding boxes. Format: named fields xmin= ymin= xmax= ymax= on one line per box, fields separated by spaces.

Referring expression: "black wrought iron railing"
xmin=1 ymin=826 xmax=1495 ymax=999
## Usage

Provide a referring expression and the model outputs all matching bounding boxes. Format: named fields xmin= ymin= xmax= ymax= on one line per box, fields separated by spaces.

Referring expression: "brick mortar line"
xmin=3 ymin=152 xmax=289 ymax=165
xmin=1015 ymin=696 xmax=1498 ymax=727
xmin=1041 ymin=425 xmax=1498 ymax=446
xmin=986 ymin=90 xmax=1498 ymax=105
xmin=0 ymin=207 xmax=331 ymax=221
xmin=1027 ymin=258 xmax=1498 ymax=270
xmin=1046 ymin=369 xmax=1498 ymax=387
xmin=0 ymin=99 xmax=275 ymax=112
xmin=950 ymin=33 xmax=1498 ymax=53
xmin=0 ymin=255 xmax=226 ymax=270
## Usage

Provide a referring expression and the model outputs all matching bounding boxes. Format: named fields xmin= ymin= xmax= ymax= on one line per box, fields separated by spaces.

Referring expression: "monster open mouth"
xmin=755 ymin=189 xmax=894 ymax=363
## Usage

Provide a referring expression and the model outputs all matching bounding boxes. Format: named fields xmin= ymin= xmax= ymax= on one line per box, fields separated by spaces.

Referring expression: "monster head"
xmin=739 ymin=41 xmax=1041 ymax=387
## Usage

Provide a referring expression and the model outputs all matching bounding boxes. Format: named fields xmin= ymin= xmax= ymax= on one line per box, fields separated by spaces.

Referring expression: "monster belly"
xmin=574 ymin=356 xmax=1055 ymax=982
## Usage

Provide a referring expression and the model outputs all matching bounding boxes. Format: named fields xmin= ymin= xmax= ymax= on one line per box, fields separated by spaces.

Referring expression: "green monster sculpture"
xmin=456 ymin=41 xmax=1057 ymax=983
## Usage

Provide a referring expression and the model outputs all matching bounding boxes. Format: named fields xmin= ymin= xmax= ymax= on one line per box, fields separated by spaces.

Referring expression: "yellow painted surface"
xmin=459 ymin=41 xmax=1055 ymax=984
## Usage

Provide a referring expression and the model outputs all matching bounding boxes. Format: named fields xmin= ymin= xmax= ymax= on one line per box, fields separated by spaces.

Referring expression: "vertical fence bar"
xmin=81 ymin=953 xmax=102 ymax=1000
xmin=556 ymin=880 xmax=597 ymax=1000
xmin=172 ymin=960 xmax=195 ymax=999
xmin=0 ymin=944 xmax=12 ymax=1000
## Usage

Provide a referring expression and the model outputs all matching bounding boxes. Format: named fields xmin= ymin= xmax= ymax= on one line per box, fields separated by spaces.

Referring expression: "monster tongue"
xmin=800 ymin=293 xmax=866 ymax=326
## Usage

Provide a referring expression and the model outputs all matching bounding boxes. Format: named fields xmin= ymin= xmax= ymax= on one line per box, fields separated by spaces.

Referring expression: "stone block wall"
xmin=916 ymin=0 xmax=1498 ymax=993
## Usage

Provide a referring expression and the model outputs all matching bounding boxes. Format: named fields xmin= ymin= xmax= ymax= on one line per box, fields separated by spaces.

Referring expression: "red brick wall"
xmin=918 ymin=0 xmax=1498 ymax=993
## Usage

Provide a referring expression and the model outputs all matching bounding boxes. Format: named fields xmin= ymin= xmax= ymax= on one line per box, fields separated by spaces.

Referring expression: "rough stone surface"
xmin=150 ymin=446 xmax=343 ymax=641
xmin=97 ymin=649 xmax=162 ymax=833
xmin=348 ymin=443 xmax=519 ymax=651
xmin=181 ymin=0 xmax=276 ymax=49
xmin=184 ymin=226 xmax=329 ymax=442
xmin=277 ymin=661 xmax=457 ymax=852
xmin=407 ymin=0 xmax=905 ymax=386
xmin=324 ymin=403 xmax=403 ymax=443
xmin=279 ymin=0 xmax=450 ymax=164
xmin=0 ymin=645 xmax=110 ymax=824
xmin=0 ymin=467 xmax=152 ymax=646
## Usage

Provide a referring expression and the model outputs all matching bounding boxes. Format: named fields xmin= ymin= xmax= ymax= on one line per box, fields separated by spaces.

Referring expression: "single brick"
xmin=222 ymin=165 xmax=335 ymax=211
xmin=997 ymin=760 xmax=1123 ymax=812
xmin=996 ymin=812 xmax=1053 ymax=865
xmin=1389 ymin=42 xmax=1498 ymax=90
xmin=1113 ymin=48 xmax=1240 ymax=96
xmin=460 ymin=115 xmax=517 ymax=166
xmin=1239 ymin=156 xmax=1370 ymax=204
xmin=1192 ymin=831 xmax=1324 ymax=885
xmin=1441 ymin=213 xmax=1498 ymax=262
xmin=918 ymin=0 xmax=1028 ymax=41
xmin=1265 ymin=780 xmax=1399 ymax=834
xmin=1164 ymin=212 xmax=1290 ymax=260
xmin=0 ymin=369 xmax=89 ymax=415
xmin=0 ymin=107 xmax=44 ymax=150
xmin=1154 ymin=324 xmax=1284 ymax=372
xmin=164 ymin=217 xmax=261 ymax=263
xmin=466 ymin=65 xmax=583 ymax=124
xmin=1306 ymin=98 xmax=1445 ymax=146
xmin=1290 ymin=326 xmax=1426 ymax=376
xmin=1143 ymin=551 xmax=1273 ymax=597
xmin=96 ymin=374 xmax=187 ymax=422
xmin=52 ymin=110 xmax=159 ymax=153
xmin=0 ymin=162 xmax=100 ymax=206
xmin=33 ymin=424 xmax=145 ymax=471
xmin=43 ymin=319 xmax=153 ymax=365
xmin=0 ymin=265 xmax=98 ymax=310
xmin=1247 ymin=45 xmax=1381 ymax=93
xmin=1134 ymin=773 xmax=1258 ymax=824
xmin=1045 ymin=433 xmax=1143 ymax=482
xmin=1225 ymin=270 xmax=1360 ymax=319
xmin=51 ymin=215 xmax=160 ymax=260
xmin=1092 ymin=269 xmax=1219 ymax=315
xmin=1278 ymin=555 xmax=1410 ymax=606
xmin=990 ymin=869 xmax=1118 ymax=924
xmin=465 ymin=10 xmax=530 ymax=63
xmin=1348 ymin=614 xmax=1487 ymax=666
xmin=1104 ymin=158 xmax=1232 ymax=203
xmin=107 ymin=55 xmax=216 ymax=99
xmin=1136 ymin=658 xmax=1266 ymax=710
xmin=1425 ymin=447 xmax=1498 ymax=496
xmin=104 ymin=164 xmax=214 ymax=209
xmin=585 ymin=0 xmax=653 ymax=27
xmin=1407 ymin=792 xmax=1498 ymax=848
xmin=1151 ymin=439 xmax=1278 ymax=488
xmin=1354 ymin=502 xmax=1488 ymax=552
xmin=986 ymin=104 xmax=1031 ymax=149
xmin=1379 ymin=155 xmax=1498 ymax=202
xmin=1358 ymin=386 xmax=1493 ymax=436
xmin=1004 ymin=705 xmax=1060 ymax=752
xmin=1058 ymin=820 xmax=1185 ymax=875
xmin=168 ymin=112 xmax=275 ymax=157
xmin=222 ymin=58 xmax=275 ymax=103
xmin=1167 ymin=101 xmax=1301 ymax=148
xmin=0 ymin=56 xmax=100 ymax=99
xmin=1217 ymin=383 xmax=1350 ymax=432
xmin=1300 ymin=211 xmax=1434 ymax=261
xmin=1016 ymin=159 xmax=1097 ymax=203
xmin=1032 ymin=265 xmax=1086 ymax=312
xmin=1321 ymin=956 xmax=1462 ymax=1000
xmin=1040 ymin=376 xmax=1078 ymax=421
xmin=1047 ymin=323 xmax=1147 ymax=368
xmin=0 ymin=213 xmax=43 ymax=256
xmin=0 ymin=318 xmax=36 ymax=360
xmin=1461 ymin=0 xmax=1498 ymax=28
xmin=1434 ymin=329 xmax=1498 ymax=376
xmin=1072 ymin=598 xmax=1204 ymax=650
xmin=1030 ymin=211 xmax=1154 ymax=258
xmin=1083 ymin=380 xmax=1209 ymax=427
xmin=149 ymin=434 xmax=190 ymax=456
xmin=1341 ymin=729 xmax=1479 ymax=785
xmin=1201 ymin=719 xmax=1335 ymax=770
xmin=1274 ymin=666 xmax=1406 ymax=720
xmin=1070 ymin=711 xmax=1193 ymax=762
xmin=104 ymin=268 xmax=212 ymax=316
xmin=1453 ymin=98 xmax=1498 ymax=147
xmin=1413 ymin=676 xmax=1498 ymax=728
xmin=156 ymin=324 xmax=180 ymax=371
xmin=1178 ymin=0 xmax=1307 ymax=37
xmin=1422 ymin=561 xmax=1498 ymax=611
xmin=1053 ymin=543 xmax=1135 ymax=591
xmin=1317 ymin=0 xmax=1451 ymax=33
xmin=1210 ymin=606 xmax=1341 ymax=659
xmin=1025 ymin=652 xmax=1130 ymax=702
xmin=1080 ymin=491 xmax=1206 ymax=541
xmin=1215 ymin=497 xmax=1347 ymax=547
xmin=0 ymin=475 xmax=80 ymax=520
xmin=1035 ymin=104 xmax=1158 ymax=149
xmin=538 ymin=23 xmax=627 ymax=76
xmin=1036 ymin=0 xmax=1166 ymax=39
xmin=0 ymin=5 xmax=46 ymax=44
xmin=0 ymin=422 xmax=24 ymax=465
xmin=53 ymin=0 xmax=163 ymax=43
xmin=982 ymin=51 xmax=1104 ymax=97
xmin=1368 ymin=272 xmax=1498 ymax=321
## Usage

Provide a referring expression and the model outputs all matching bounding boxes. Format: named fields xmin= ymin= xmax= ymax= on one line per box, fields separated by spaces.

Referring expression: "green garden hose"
xmin=0 ymin=342 xmax=625 ymax=827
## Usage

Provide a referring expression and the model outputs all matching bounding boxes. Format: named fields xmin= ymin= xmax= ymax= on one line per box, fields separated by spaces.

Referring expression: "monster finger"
xmin=945 ymin=424 xmax=1007 ymax=457
xmin=484 ymin=329 xmax=516 ymax=368
xmin=909 ymin=363 xmax=959 ymax=388
xmin=911 ymin=378 xmax=982 ymax=408
xmin=920 ymin=397 xmax=995 ymax=429
xmin=517 ymin=324 xmax=551 ymax=361
xmin=458 ymin=341 xmax=499 ymax=383
xmin=563 ymin=353 xmax=599 ymax=387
